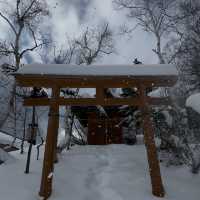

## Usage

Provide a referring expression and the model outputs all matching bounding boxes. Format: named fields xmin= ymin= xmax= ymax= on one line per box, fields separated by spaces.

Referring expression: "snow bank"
xmin=0 ymin=144 xmax=200 ymax=200
xmin=186 ymin=93 xmax=200 ymax=114
xmin=0 ymin=148 xmax=14 ymax=164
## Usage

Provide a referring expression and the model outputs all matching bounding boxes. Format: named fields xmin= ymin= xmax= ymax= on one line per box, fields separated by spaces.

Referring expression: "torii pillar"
xmin=140 ymin=85 xmax=165 ymax=197
xmin=39 ymin=87 xmax=60 ymax=199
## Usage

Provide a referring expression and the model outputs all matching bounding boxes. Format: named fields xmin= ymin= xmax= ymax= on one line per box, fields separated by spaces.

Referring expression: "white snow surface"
xmin=15 ymin=64 xmax=178 ymax=77
xmin=0 ymin=143 xmax=200 ymax=200
xmin=186 ymin=93 xmax=200 ymax=114
xmin=0 ymin=149 xmax=12 ymax=163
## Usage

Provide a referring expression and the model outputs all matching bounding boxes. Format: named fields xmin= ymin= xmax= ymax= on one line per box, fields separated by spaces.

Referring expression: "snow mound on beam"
xmin=14 ymin=64 xmax=178 ymax=76
xmin=186 ymin=93 xmax=200 ymax=114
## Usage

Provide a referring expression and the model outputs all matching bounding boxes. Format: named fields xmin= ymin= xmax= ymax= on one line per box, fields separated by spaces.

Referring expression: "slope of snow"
xmin=0 ymin=132 xmax=15 ymax=144
xmin=0 ymin=144 xmax=200 ymax=200
xmin=14 ymin=64 xmax=178 ymax=76
xmin=186 ymin=93 xmax=200 ymax=114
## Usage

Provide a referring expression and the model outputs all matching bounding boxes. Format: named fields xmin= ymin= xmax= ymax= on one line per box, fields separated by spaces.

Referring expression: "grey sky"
xmin=47 ymin=0 xmax=158 ymax=64
xmin=0 ymin=0 xmax=158 ymax=65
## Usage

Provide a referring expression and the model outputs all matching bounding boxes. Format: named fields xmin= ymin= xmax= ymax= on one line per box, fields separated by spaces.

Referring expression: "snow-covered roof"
xmin=186 ymin=93 xmax=200 ymax=114
xmin=14 ymin=64 xmax=178 ymax=77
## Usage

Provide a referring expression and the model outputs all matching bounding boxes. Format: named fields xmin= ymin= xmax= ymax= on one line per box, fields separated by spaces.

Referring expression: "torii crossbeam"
xmin=14 ymin=64 xmax=178 ymax=199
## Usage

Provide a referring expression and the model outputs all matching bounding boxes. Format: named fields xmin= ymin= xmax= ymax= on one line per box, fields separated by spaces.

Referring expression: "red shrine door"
xmin=88 ymin=112 xmax=122 ymax=145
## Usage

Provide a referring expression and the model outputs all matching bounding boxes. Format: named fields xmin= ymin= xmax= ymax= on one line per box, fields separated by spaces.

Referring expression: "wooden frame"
xmin=15 ymin=72 xmax=177 ymax=199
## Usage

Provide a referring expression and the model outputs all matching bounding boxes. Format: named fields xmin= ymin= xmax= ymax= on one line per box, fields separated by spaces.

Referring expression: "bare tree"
xmin=163 ymin=0 xmax=200 ymax=103
xmin=0 ymin=0 xmax=49 ymax=147
xmin=53 ymin=39 xmax=77 ymax=65
xmin=113 ymin=0 xmax=177 ymax=64
xmin=169 ymin=1 xmax=200 ymax=173
xmin=0 ymin=0 xmax=49 ymax=71
xmin=75 ymin=23 xmax=114 ymax=65
xmin=53 ymin=23 xmax=114 ymax=66
xmin=176 ymin=0 xmax=200 ymax=89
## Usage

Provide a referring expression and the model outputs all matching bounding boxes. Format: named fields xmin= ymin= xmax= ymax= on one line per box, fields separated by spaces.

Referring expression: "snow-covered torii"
xmin=14 ymin=64 xmax=178 ymax=199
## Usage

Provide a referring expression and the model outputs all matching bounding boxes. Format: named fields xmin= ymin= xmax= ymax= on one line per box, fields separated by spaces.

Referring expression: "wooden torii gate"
xmin=14 ymin=64 xmax=178 ymax=200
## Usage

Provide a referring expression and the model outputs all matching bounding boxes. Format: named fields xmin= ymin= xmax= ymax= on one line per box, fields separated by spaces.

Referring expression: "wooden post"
xmin=39 ymin=87 xmax=60 ymax=199
xmin=53 ymin=88 xmax=60 ymax=163
xmin=25 ymin=106 xmax=36 ymax=174
xmin=96 ymin=87 xmax=104 ymax=103
xmin=139 ymin=86 xmax=165 ymax=197
xmin=53 ymin=119 xmax=59 ymax=163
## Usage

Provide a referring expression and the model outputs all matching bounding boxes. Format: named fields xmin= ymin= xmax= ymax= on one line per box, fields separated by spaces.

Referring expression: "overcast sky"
xmin=0 ymin=0 xmax=158 ymax=65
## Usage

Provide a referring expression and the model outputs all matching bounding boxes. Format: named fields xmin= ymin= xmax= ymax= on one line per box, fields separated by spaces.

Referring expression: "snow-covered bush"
xmin=153 ymin=105 xmax=200 ymax=173
xmin=119 ymin=106 xmax=141 ymax=145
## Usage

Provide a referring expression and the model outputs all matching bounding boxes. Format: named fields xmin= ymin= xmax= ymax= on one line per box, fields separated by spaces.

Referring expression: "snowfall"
xmin=0 ymin=134 xmax=200 ymax=200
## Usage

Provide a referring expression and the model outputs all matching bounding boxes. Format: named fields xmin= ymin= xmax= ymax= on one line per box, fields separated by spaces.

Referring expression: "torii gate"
xmin=14 ymin=64 xmax=178 ymax=200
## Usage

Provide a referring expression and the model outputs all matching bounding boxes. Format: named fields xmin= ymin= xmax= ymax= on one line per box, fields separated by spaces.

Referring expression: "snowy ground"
xmin=0 ymin=140 xmax=200 ymax=200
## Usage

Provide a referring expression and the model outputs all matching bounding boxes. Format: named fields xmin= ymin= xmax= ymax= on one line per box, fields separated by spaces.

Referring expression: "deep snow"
xmin=0 ymin=142 xmax=200 ymax=200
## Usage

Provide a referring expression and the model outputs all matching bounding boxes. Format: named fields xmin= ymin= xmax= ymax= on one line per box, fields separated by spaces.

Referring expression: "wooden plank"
xmin=52 ymin=87 xmax=60 ymax=163
xmin=15 ymin=75 xmax=177 ymax=88
xmin=96 ymin=87 xmax=104 ymax=102
xmin=23 ymin=97 xmax=142 ymax=106
xmin=24 ymin=98 xmax=51 ymax=106
xmin=23 ymin=97 xmax=173 ymax=107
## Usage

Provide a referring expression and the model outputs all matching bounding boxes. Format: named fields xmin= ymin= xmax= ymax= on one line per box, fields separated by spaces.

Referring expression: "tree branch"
xmin=21 ymin=0 xmax=37 ymax=19
xmin=19 ymin=42 xmax=43 ymax=58
xmin=0 ymin=12 xmax=17 ymax=35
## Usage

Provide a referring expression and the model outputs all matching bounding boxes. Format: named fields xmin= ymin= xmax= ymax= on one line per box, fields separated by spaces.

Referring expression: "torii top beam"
xmin=14 ymin=64 xmax=178 ymax=87
xmin=14 ymin=64 xmax=178 ymax=107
